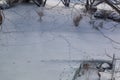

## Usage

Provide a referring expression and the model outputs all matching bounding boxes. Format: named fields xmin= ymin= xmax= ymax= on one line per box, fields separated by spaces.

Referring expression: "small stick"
xmin=0 ymin=10 xmax=4 ymax=31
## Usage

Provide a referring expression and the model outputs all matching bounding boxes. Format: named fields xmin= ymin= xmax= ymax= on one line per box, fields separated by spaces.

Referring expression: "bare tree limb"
xmin=105 ymin=0 xmax=120 ymax=14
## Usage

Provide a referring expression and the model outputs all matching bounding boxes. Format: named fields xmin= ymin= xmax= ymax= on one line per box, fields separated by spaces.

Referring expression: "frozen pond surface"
xmin=0 ymin=1 xmax=120 ymax=80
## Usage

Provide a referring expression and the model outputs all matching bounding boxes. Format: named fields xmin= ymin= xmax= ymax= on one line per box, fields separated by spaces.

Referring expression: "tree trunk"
xmin=32 ymin=0 xmax=47 ymax=7
xmin=61 ymin=0 xmax=70 ymax=7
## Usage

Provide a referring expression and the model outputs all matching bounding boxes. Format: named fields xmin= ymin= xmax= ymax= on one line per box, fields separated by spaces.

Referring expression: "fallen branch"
xmin=105 ymin=0 xmax=120 ymax=14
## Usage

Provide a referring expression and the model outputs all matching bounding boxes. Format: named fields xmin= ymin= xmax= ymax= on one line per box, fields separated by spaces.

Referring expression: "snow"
xmin=101 ymin=63 xmax=110 ymax=68
xmin=76 ymin=69 xmax=100 ymax=80
xmin=0 ymin=1 xmax=120 ymax=80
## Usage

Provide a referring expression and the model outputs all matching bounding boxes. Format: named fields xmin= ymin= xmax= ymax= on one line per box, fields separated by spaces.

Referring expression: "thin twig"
xmin=99 ymin=29 xmax=120 ymax=45
xmin=105 ymin=49 xmax=113 ymax=59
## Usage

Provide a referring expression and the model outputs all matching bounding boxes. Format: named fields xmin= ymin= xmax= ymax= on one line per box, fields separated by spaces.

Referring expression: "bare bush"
xmin=83 ymin=63 xmax=90 ymax=70
xmin=85 ymin=0 xmax=97 ymax=14
xmin=73 ymin=14 xmax=82 ymax=27
xmin=7 ymin=0 xmax=19 ymax=7
xmin=36 ymin=7 xmax=44 ymax=21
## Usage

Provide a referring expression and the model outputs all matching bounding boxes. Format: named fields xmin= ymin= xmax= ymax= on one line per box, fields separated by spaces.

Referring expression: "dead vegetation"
xmin=0 ymin=10 xmax=4 ymax=31
xmin=73 ymin=14 xmax=82 ymax=27
xmin=72 ymin=54 xmax=119 ymax=80
xmin=84 ymin=0 xmax=120 ymax=22
xmin=35 ymin=7 xmax=44 ymax=21
xmin=6 ymin=0 xmax=19 ymax=7
xmin=0 ymin=0 xmax=47 ymax=9
xmin=94 ymin=10 xmax=120 ymax=22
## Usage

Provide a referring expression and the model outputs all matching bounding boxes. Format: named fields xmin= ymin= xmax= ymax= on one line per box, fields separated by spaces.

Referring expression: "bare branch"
xmin=105 ymin=49 xmax=113 ymax=59
xmin=98 ymin=29 xmax=120 ymax=45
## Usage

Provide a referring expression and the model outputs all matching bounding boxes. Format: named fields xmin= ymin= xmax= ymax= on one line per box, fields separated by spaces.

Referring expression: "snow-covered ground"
xmin=0 ymin=0 xmax=120 ymax=80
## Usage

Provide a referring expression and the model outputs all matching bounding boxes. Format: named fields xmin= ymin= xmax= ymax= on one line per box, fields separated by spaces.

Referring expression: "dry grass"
xmin=73 ymin=14 xmax=82 ymax=27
